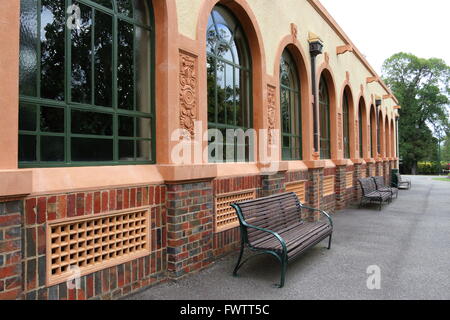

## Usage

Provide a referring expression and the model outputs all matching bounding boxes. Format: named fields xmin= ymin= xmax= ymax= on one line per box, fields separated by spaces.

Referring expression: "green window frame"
xmin=342 ymin=93 xmax=350 ymax=159
xmin=319 ymin=76 xmax=331 ymax=159
xmin=280 ymin=49 xmax=302 ymax=160
xmin=206 ymin=5 xmax=252 ymax=163
xmin=18 ymin=0 xmax=155 ymax=167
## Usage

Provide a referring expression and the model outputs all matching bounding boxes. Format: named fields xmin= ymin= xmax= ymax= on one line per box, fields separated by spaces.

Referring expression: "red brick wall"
xmin=166 ymin=181 xmax=214 ymax=278
xmin=0 ymin=200 xmax=22 ymax=300
xmin=21 ymin=184 xmax=166 ymax=300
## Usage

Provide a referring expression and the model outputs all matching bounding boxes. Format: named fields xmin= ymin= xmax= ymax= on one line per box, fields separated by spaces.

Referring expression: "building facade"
xmin=0 ymin=0 xmax=399 ymax=300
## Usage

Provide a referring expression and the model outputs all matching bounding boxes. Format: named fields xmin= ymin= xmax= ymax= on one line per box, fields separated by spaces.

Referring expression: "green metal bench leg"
xmin=278 ymin=258 xmax=287 ymax=288
xmin=233 ymin=242 xmax=245 ymax=276
xmin=327 ymin=234 xmax=332 ymax=250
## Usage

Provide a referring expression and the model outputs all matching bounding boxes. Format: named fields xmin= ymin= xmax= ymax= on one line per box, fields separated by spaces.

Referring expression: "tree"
xmin=382 ymin=53 xmax=450 ymax=174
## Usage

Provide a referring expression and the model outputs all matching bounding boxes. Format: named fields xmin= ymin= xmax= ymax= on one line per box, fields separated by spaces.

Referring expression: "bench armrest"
xmin=242 ymin=222 xmax=287 ymax=255
xmin=231 ymin=204 xmax=287 ymax=256
xmin=299 ymin=204 xmax=333 ymax=228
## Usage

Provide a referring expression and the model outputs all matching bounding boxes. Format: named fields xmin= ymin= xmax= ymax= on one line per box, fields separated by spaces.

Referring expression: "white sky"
xmin=320 ymin=0 xmax=450 ymax=76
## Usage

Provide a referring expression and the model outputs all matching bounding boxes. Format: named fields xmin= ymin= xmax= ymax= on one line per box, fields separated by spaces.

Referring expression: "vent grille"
xmin=323 ymin=176 xmax=335 ymax=196
xmin=346 ymin=172 xmax=354 ymax=189
xmin=286 ymin=181 xmax=306 ymax=203
xmin=215 ymin=190 xmax=256 ymax=232
xmin=369 ymin=167 xmax=376 ymax=177
xmin=47 ymin=208 xmax=150 ymax=286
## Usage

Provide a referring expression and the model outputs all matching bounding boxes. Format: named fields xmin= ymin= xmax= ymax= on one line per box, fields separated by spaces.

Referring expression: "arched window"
xmin=319 ymin=76 xmax=331 ymax=159
xmin=359 ymin=101 xmax=364 ymax=158
xmin=342 ymin=92 xmax=350 ymax=159
xmin=377 ymin=112 xmax=382 ymax=156
xmin=206 ymin=5 xmax=251 ymax=162
xmin=280 ymin=49 xmax=301 ymax=160
xmin=370 ymin=107 xmax=375 ymax=158
xmin=18 ymin=0 xmax=154 ymax=166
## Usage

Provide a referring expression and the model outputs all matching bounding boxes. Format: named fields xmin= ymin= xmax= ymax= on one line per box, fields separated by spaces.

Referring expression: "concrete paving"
xmin=126 ymin=175 xmax=450 ymax=300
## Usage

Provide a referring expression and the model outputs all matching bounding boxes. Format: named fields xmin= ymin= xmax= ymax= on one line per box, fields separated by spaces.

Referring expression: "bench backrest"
xmin=232 ymin=192 xmax=302 ymax=245
xmin=358 ymin=178 xmax=377 ymax=195
xmin=372 ymin=176 xmax=386 ymax=189
xmin=396 ymin=173 xmax=403 ymax=182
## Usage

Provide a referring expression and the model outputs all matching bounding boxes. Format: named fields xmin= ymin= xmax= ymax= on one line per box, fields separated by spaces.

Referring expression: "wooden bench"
xmin=231 ymin=192 xmax=333 ymax=288
xmin=358 ymin=178 xmax=392 ymax=210
xmin=372 ymin=176 xmax=398 ymax=199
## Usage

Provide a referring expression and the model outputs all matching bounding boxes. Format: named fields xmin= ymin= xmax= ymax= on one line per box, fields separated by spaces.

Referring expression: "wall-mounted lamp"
xmin=308 ymin=32 xmax=324 ymax=158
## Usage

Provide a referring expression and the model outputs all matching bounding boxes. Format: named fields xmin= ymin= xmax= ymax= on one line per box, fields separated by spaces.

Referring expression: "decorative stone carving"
xmin=324 ymin=52 xmax=330 ymax=64
xmin=291 ymin=23 xmax=298 ymax=40
xmin=267 ymin=85 xmax=276 ymax=145
xmin=179 ymin=52 xmax=198 ymax=136
xmin=336 ymin=44 xmax=353 ymax=55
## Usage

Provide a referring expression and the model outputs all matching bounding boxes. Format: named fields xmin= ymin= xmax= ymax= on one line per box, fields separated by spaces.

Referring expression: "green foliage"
xmin=417 ymin=161 xmax=448 ymax=175
xmin=382 ymin=53 xmax=450 ymax=173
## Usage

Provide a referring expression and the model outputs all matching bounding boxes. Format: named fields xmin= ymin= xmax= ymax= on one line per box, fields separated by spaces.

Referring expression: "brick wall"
xmin=307 ymin=168 xmax=322 ymax=221
xmin=166 ymin=181 xmax=214 ymax=279
xmin=335 ymin=166 xmax=347 ymax=210
xmin=260 ymin=172 xmax=286 ymax=197
xmin=21 ymin=184 xmax=166 ymax=300
xmin=0 ymin=200 xmax=22 ymax=300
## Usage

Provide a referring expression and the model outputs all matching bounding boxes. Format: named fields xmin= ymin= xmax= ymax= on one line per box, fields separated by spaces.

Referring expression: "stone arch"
xmin=196 ymin=0 xmax=266 ymax=141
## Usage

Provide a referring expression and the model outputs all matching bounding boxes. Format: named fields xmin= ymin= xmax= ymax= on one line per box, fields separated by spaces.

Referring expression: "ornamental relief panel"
xmin=267 ymin=85 xmax=276 ymax=145
xmin=179 ymin=52 xmax=198 ymax=136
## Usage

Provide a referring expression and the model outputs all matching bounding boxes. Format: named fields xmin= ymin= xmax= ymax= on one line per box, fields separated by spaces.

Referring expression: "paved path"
xmin=127 ymin=176 xmax=450 ymax=300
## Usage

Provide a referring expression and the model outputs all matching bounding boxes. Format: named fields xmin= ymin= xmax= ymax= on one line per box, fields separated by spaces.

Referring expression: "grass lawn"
xmin=433 ymin=177 xmax=450 ymax=182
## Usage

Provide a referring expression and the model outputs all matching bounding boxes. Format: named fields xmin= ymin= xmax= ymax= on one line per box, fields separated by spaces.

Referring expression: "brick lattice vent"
xmin=346 ymin=172 xmax=354 ymax=188
xmin=215 ymin=190 xmax=256 ymax=232
xmin=285 ymin=181 xmax=307 ymax=203
xmin=47 ymin=209 xmax=150 ymax=286
xmin=323 ymin=176 xmax=335 ymax=196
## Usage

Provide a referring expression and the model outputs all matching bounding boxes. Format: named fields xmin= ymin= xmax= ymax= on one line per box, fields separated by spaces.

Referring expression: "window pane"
xmin=207 ymin=56 xmax=216 ymax=122
xmin=216 ymin=61 xmax=226 ymax=124
xmin=19 ymin=135 xmax=37 ymax=162
xmin=118 ymin=21 xmax=134 ymax=110
xmin=136 ymin=140 xmax=151 ymax=161
xmin=41 ymin=0 xmax=65 ymax=101
xmin=119 ymin=140 xmax=134 ymax=160
xmin=119 ymin=115 xmax=134 ymax=137
xmin=94 ymin=10 xmax=113 ymax=107
xmin=71 ymin=110 xmax=112 ymax=135
xmin=19 ymin=0 xmax=38 ymax=97
xmin=19 ymin=104 xmax=37 ymax=131
xmin=137 ymin=117 xmax=151 ymax=139
xmin=224 ymin=64 xmax=234 ymax=125
xmin=41 ymin=106 xmax=65 ymax=133
xmin=41 ymin=136 xmax=64 ymax=161
xmin=117 ymin=0 xmax=133 ymax=17
xmin=71 ymin=3 xmax=92 ymax=104
xmin=135 ymin=27 xmax=151 ymax=114
xmin=71 ymin=138 xmax=113 ymax=161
